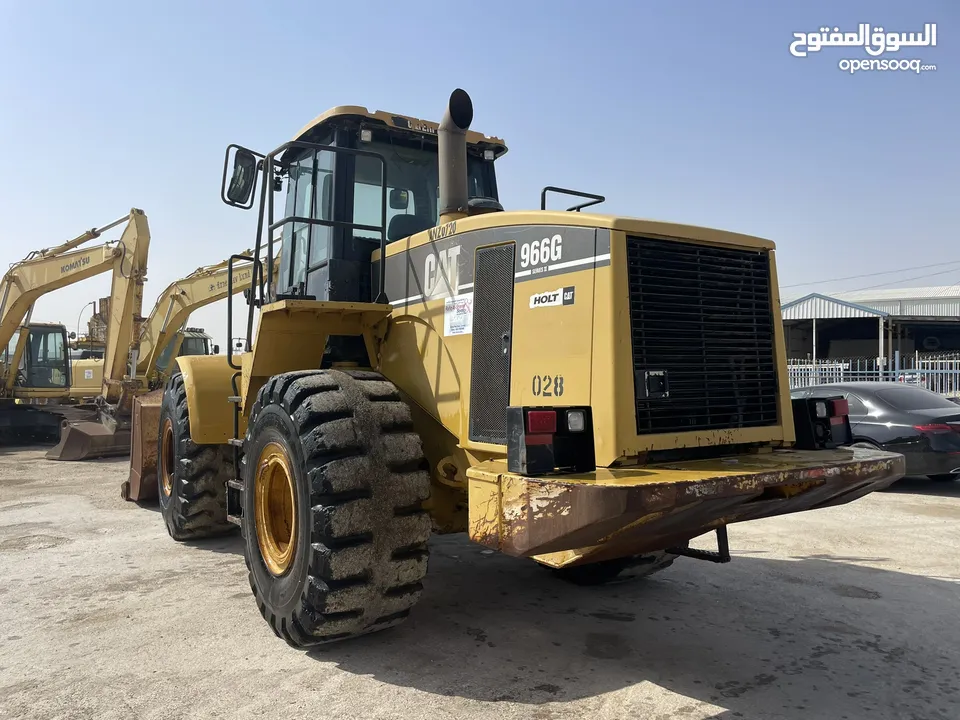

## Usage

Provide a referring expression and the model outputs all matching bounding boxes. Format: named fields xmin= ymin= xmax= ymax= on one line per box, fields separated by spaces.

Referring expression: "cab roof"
xmin=290 ymin=105 xmax=508 ymax=158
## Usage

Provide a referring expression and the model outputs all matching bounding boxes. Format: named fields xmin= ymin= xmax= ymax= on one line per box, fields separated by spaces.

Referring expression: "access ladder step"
xmin=228 ymin=396 xmax=241 ymax=403
xmin=228 ymin=438 xmax=244 ymax=447
xmin=227 ymin=514 xmax=242 ymax=527
xmin=227 ymin=479 xmax=244 ymax=491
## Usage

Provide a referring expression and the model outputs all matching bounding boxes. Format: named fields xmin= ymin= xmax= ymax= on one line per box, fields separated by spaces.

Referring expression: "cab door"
xmin=23 ymin=327 xmax=69 ymax=390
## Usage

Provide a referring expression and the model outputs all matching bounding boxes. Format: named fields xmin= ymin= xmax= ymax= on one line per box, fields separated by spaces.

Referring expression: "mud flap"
xmin=44 ymin=420 xmax=131 ymax=461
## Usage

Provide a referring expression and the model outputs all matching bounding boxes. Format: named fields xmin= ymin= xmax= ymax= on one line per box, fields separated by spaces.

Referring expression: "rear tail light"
xmin=914 ymin=423 xmax=953 ymax=433
xmin=526 ymin=410 xmax=557 ymax=434
xmin=791 ymin=395 xmax=852 ymax=450
xmin=507 ymin=406 xmax=596 ymax=476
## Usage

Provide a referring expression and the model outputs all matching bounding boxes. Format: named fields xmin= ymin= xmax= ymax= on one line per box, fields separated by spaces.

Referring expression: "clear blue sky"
xmin=0 ymin=0 xmax=955 ymax=351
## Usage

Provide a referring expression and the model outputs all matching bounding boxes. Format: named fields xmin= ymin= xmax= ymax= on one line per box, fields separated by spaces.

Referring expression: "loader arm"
xmin=0 ymin=211 xmax=147 ymax=394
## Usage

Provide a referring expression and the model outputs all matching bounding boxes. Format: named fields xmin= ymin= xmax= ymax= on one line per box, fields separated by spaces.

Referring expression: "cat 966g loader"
xmin=154 ymin=88 xmax=905 ymax=648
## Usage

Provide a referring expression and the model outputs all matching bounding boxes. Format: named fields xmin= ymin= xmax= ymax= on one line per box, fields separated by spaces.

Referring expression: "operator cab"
xmin=2 ymin=324 xmax=70 ymax=389
xmin=275 ymin=106 xmax=507 ymax=302
xmin=223 ymin=104 xmax=507 ymax=303
xmin=154 ymin=327 xmax=217 ymax=374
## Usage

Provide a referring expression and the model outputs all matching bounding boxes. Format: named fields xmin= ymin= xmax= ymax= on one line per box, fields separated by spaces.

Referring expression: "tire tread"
xmin=243 ymin=368 xmax=432 ymax=647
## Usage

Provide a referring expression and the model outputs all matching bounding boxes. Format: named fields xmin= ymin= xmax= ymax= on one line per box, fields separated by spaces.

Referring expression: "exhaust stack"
xmin=438 ymin=88 xmax=474 ymax=224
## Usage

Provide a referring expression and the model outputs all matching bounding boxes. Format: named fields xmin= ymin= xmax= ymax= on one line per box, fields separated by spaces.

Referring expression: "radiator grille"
xmin=626 ymin=235 xmax=779 ymax=435
xmin=469 ymin=243 xmax=516 ymax=444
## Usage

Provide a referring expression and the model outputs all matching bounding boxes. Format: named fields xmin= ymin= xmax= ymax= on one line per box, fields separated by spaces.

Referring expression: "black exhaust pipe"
xmin=438 ymin=88 xmax=473 ymax=224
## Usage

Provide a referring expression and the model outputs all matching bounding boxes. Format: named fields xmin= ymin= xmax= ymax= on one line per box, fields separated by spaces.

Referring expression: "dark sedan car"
xmin=790 ymin=382 xmax=960 ymax=481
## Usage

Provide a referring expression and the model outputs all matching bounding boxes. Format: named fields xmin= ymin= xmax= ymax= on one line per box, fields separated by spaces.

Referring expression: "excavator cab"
xmin=153 ymin=327 xmax=217 ymax=379
xmin=3 ymin=324 xmax=70 ymax=392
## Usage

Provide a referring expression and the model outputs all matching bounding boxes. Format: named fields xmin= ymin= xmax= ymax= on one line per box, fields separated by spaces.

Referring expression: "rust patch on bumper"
xmin=467 ymin=446 xmax=904 ymax=559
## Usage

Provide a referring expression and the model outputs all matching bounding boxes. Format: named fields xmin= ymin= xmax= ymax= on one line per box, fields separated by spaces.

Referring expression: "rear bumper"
xmin=466 ymin=446 xmax=904 ymax=568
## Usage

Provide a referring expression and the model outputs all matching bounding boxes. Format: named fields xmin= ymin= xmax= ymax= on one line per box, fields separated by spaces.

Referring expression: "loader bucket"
xmin=44 ymin=420 xmax=131 ymax=461
xmin=121 ymin=389 xmax=163 ymax=502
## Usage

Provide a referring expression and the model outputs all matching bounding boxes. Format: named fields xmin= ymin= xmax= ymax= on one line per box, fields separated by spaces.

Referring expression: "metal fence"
xmin=787 ymin=351 xmax=960 ymax=397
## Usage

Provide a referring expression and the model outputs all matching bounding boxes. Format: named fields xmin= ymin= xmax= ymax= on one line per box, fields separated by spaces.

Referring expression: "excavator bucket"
xmin=121 ymin=390 xmax=163 ymax=501
xmin=44 ymin=419 xmax=131 ymax=461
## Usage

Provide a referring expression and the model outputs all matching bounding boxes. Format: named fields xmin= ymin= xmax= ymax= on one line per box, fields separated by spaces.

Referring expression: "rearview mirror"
xmin=223 ymin=146 xmax=259 ymax=207
xmin=212 ymin=344 xmax=220 ymax=355
xmin=389 ymin=188 xmax=409 ymax=210
xmin=69 ymin=332 xmax=77 ymax=340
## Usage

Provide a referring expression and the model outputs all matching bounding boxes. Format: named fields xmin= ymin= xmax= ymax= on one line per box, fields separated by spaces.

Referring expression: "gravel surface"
xmin=1 ymin=446 xmax=958 ymax=720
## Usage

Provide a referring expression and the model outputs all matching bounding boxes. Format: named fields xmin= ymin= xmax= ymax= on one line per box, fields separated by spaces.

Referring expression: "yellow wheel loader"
xmin=154 ymin=89 xmax=904 ymax=648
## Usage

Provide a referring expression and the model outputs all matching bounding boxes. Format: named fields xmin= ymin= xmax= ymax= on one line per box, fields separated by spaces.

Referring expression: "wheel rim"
xmin=160 ymin=419 xmax=175 ymax=497
xmin=255 ymin=441 xmax=297 ymax=576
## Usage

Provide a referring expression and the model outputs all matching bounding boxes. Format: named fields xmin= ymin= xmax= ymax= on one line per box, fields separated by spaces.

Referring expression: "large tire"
xmin=241 ymin=369 xmax=432 ymax=648
xmin=552 ymin=549 xmax=682 ymax=586
xmin=157 ymin=373 xmax=235 ymax=540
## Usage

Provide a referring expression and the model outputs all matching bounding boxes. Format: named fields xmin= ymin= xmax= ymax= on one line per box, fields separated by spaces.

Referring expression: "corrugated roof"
xmin=781 ymin=293 xmax=887 ymax=320
xmin=781 ymin=286 xmax=960 ymax=318
xmin=833 ymin=285 xmax=960 ymax=302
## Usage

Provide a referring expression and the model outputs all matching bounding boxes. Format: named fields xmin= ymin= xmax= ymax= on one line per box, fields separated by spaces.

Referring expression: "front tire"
xmin=241 ymin=369 xmax=432 ymax=648
xmin=157 ymin=373 xmax=235 ymax=541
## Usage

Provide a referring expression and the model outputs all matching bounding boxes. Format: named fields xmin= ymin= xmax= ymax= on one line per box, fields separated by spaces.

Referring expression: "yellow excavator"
xmin=151 ymin=89 xmax=904 ymax=649
xmin=47 ymin=250 xmax=275 ymax=462
xmin=0 ymin=210 xmax=149 ymax=442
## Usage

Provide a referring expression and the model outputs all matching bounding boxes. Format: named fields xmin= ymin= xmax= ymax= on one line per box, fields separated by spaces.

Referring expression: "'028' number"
xmin=520 ymin=234 xmax=563 ymax=268
xmin=532 ymin=374 xmax=564 ymax=397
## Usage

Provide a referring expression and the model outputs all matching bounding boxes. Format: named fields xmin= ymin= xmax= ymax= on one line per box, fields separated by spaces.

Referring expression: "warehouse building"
xmin=781 ymin=286 xmax=960 ymax=361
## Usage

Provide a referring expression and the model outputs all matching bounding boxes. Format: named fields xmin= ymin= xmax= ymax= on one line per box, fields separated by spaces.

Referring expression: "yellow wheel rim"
xmin=160 ymin=419 xmax=175 ymax=497
xmin=255 ymin=441 xmax=297 ymax=576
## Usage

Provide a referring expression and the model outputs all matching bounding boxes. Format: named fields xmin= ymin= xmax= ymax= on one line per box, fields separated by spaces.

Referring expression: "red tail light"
xmin=914 ymin=423 xmax=952 ymax=433
xmin=526 ymin=410 xmax=557 ymax=434
xmin=508 ymin=407 xmax=596 ymax=475
xmin=830 ymin=398 xmax=849 ymax=417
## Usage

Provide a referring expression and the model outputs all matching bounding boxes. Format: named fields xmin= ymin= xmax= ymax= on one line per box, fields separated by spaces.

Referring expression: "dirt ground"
xmin=1 ymin=446 xmax=958 ymax=720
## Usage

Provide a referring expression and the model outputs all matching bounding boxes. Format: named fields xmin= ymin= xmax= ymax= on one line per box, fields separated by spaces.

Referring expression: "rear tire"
xmin=552 ymin=550 xmax=681 ymax=586
xmin=157 ymin=373 xmax=235 ymax=541
xmin=241 ymin=369 xmax=432 ymax=648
